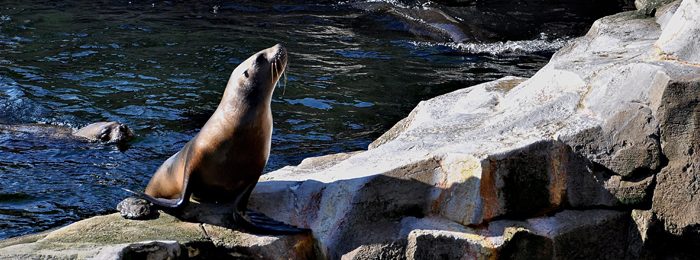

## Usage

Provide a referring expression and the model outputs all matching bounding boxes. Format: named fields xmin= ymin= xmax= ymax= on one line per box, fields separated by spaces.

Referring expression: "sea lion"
xmin=74 ymin=121 xmax=134 ymax=144
xmin=125 ymin=44 xmax=308 ymax=234
xmin=0 ymin=121 xmax=134 ymax=145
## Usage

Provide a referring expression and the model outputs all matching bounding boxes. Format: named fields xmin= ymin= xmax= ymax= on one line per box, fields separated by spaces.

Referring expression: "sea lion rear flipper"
xmin=232 ymin=184 xmax=310 ymax=235
xmin=233 ymin=209 xmax=311 ymax=235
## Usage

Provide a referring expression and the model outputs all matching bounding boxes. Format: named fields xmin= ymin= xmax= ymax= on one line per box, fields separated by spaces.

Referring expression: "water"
xmin=0 ymin=0 xmax=629 ymax=239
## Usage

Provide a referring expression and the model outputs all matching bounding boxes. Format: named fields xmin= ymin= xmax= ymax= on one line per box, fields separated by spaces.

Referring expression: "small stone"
xmin=116 ymin=197 xmax=157 ymax=220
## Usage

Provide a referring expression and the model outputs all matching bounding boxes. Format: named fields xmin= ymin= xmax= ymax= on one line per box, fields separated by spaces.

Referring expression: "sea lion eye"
xmin=244 ymin=70 xmax=249 ymax=78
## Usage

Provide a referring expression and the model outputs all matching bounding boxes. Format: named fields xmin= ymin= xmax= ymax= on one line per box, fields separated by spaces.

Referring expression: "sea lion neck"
xmin=220 ymin=83 xmax=273 ymax=112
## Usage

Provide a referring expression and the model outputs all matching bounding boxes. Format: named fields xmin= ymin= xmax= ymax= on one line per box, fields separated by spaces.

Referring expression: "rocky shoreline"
xmin=1 ymin=0 xmax=698 ymax=259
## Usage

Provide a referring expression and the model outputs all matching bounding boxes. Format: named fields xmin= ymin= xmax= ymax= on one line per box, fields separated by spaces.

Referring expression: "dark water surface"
xmin=0 ymin=0 xmax=629 ymax=239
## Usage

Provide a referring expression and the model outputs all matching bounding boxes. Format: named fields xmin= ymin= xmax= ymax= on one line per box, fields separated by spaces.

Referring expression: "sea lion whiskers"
xmin=270 ymin=54 xmax=288 ymax=97
xmin=271 ymin=60 xmax=277 ymax=89
xmin=281 ymin=63 xmax=288 ymax=97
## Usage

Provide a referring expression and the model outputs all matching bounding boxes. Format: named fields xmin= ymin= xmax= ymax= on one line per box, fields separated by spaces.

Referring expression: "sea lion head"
xmin=226 ymin=44 xmax=288 ymax=103
xmin=74 ymin=121 xmax=134 ymax=144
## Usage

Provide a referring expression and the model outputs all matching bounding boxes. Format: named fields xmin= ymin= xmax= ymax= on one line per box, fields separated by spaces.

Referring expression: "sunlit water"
xmin=0 ymin=0 xmax=629 ymax=239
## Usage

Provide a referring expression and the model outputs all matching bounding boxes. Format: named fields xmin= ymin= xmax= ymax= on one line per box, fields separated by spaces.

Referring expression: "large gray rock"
xmin=400 ymin=209 xmax=633 ymax=260
xmin=650 ymin=78 xmax=700 ymax=238
xmin=248 ymin=1 xmax=700 ymax=257
xmin=341 ymin=209 xmax=634 ymax=260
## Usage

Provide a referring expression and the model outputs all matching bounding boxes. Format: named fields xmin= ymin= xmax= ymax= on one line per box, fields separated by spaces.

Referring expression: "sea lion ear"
xmin=244 ymin=70 xmax=249 ymax=78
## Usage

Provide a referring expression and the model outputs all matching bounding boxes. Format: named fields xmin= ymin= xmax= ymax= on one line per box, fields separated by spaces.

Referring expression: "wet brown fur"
xmin=143 ymin=44 xmax=287 ymax=211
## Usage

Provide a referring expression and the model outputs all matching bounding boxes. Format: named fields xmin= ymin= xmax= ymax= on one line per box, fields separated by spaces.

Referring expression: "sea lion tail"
xmin=234 ymin=209 xmax=311 ymax=235
xmin=121 ymin=187 xmax=187 ymax=209
xmin=121 ymin=147 xmax=193 ymax=209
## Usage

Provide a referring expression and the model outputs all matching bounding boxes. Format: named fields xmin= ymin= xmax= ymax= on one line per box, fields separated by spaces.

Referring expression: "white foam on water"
xmin=348 ymin=0 xmax=427 ymax=9
xmin=409 ymin=34 xmax=571 ymax=55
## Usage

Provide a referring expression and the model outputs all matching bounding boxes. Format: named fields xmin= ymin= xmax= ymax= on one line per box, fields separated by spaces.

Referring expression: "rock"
xmin=478 ymin=141 xmax=569 ymax=220
xmin=630 ymin=207 xmax=700 ymax=259
xmin=406 ymin=229 xmax=496 ymax=260
xmin=0 ymin=212 xmax=316 ymax=259
xmin=245 ymin=3 xmax=700 ymax=258
xmin=650 ymin=78 xmax=700 ymax=239
xmin=368 ymin=108 xmax=418 ymax=150
xmin=564 ymin=152 xmax=656 ymax=208
xmin=562 ymin=104 xmax=662 ymax=178
xmin=654 ymin=0 xmax=700 ymax=64
xmin=98 ymin=241 xmax=182 ymax=260
xmin=399 ymin=216 xmax=502 ymax=259
xmin=635 ymin=0 xmax=677 ymax=14
xmin=524 ymin=210 xmax=634 ymax=259
xmin=401 ymin=210 xmax=633 ymax=259
xmin=341 ymin=241 xmax=406 ymax=260
xmin=202 ymin=223 xmax=317 ymax=259
xmin=655 ymin=0 xmax=682 ymax=30
xmin=116 ymin=197 xmax=157 ymax=220
xmin=631 ymin=209 xmax=655 ymax=243
xmin=368 ymin=77 xmax=527 ymax=150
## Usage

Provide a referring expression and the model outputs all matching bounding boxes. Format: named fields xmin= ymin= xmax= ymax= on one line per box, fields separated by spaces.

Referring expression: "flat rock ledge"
xmin=0 ymin=212 xmax=316 ymax=259
xmin=2 ymin=0 xmax=699 ymax=259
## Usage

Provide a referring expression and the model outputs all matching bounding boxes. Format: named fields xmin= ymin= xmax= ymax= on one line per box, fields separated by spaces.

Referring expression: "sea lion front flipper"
xmin=232 ymin=184 xmax=311 ymax=235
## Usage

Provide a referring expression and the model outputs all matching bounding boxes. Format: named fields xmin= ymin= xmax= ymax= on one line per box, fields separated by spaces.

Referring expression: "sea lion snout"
xmin=117 ymin=123 xmax=132 ymax=136
xmin=267 ymin=44 xmax=288 ymax=79
xmin=103 ymin=122 xmax=133 ymax=144
xmin=271 ymin=44 xmax=287 ymax=62
xmin=114 ymin=123 xmax=134 ymax=143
